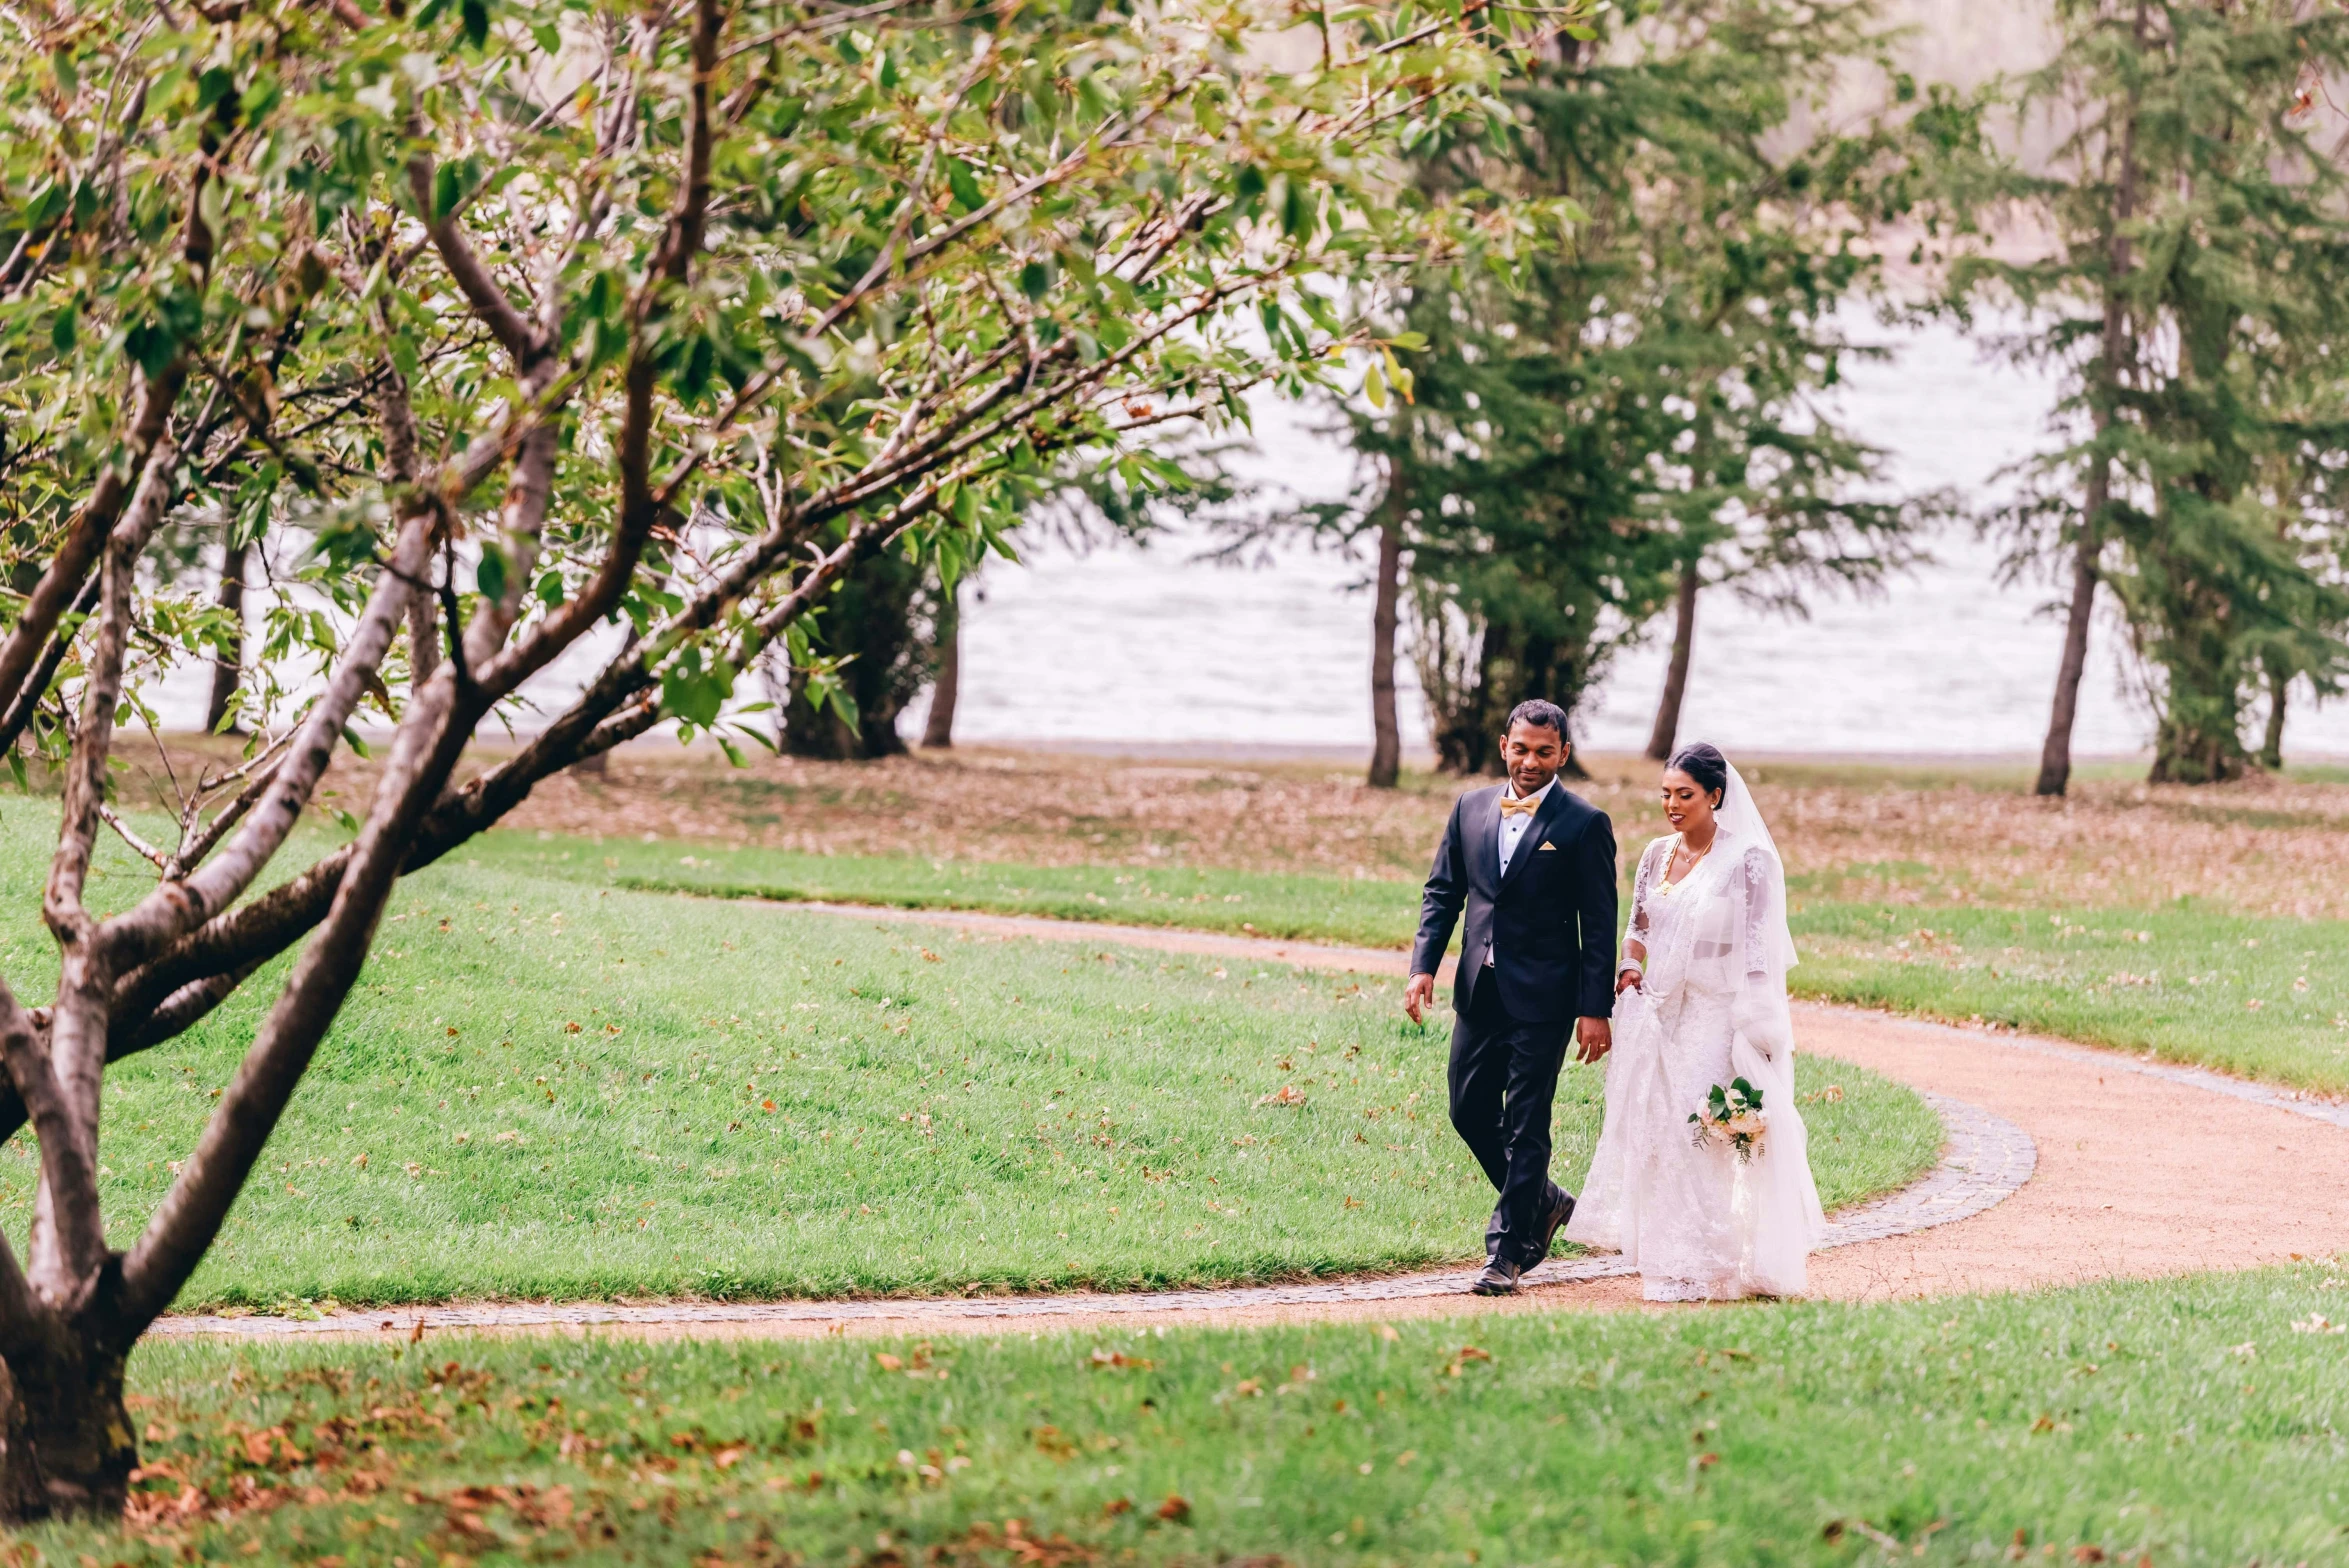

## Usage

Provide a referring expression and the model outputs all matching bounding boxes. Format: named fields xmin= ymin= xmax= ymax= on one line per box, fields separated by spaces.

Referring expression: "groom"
xmin=1403 ymin=699 xmax=1619 ymax=1295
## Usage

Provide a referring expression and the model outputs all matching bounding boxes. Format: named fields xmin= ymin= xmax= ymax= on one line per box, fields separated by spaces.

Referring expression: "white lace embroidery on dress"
xmin=1566 ymin=768 xmax=1826 ymax=1300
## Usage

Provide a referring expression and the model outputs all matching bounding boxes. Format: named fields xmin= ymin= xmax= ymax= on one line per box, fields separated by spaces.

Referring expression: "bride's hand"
xmin=1615 ymin=966 xmax=1642 ymax=995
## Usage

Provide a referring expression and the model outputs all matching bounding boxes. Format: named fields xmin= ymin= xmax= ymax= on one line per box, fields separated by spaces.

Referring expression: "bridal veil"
xmin=1567 ymin=761 xmax=1825 ymax=1298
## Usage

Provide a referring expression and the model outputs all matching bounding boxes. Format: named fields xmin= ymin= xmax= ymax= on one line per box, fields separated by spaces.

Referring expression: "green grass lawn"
xmin=0 ymin=821 xmax=1936 ymax=1312
xmin=485 ymin=831 xmax=2349 ymax=1096
xmin=1793 ymin=900 xmax=2349 ymax=1095
xmin=38 ymin=1261 xmax=2347 ymax=1565
xmin=472 ymin=828 xmax=1424 ymax=946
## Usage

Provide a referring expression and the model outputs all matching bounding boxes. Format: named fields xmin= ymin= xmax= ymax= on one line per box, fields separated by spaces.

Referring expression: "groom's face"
xmin=1499 ymin=721 xmax=1568 ymax=795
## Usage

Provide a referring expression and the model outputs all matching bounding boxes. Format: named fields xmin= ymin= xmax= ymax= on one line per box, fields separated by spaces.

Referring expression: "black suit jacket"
xmin=1409 ymin=782 xmax=1619 ymax=1024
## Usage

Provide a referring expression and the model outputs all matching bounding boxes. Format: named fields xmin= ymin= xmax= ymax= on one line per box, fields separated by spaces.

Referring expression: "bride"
xmin=1565 ymin=742 xmax=1825 ymax=1301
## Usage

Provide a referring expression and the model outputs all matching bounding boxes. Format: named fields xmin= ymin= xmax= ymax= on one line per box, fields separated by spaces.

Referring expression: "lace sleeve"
xmin=1738 ymin=845 xmax=1772 ymax=979
xmin=1729 ymin=844 xmax=1792 ymax=1058
xmin=1629 ymin=837 xmax=1671 ymax=940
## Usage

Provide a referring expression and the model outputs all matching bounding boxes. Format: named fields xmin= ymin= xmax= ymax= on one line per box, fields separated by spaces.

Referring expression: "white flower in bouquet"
xmin=1689 ymin=1079 xmax=1768 ymax=1163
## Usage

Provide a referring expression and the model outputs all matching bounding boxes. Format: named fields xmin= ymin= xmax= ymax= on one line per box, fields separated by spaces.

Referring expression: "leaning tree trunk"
xmin=2040 ymin=0 xmax=2142 ymax=799
xmin=1645 ymin=558 xmax=1700 ymax=762
xmin=2036 ymin=518 xmax=2101 ymax=797
xmin=2258 ymin=659 xmax=2287 ymax=771
xmin=921 ymin=584 xmax=960 ymax=750
xmin=1366 ymin=493 xmax=1405 ymax=788
xmin=406 ymin=583 xmax=439 ymax=691
xmin=0 ymin=1335 xmax=137 ymax=1522
xmin=203 ymin=539 xmax=247 ymax=736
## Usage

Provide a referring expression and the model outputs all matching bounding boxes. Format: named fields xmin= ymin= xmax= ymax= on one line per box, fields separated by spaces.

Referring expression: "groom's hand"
xmin=1404 ymin=973 xmax=1436 ymax=1023
xmin=1574 ymin=1016 xmax=1612 ymax=1064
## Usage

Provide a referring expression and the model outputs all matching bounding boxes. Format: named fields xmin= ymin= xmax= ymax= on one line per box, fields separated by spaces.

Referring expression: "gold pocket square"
xmin=1537 ymin=841 xmax=1557 ymax=851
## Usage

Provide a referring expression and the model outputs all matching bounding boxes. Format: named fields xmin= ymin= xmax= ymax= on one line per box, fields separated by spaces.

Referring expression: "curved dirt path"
xmin=154 ymin=903 xmax=2349 ymax=1342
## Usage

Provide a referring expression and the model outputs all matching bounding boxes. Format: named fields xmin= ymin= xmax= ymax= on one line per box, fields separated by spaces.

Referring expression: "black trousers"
xmin=1448 ymin=975 xmax=1571 ymax=1268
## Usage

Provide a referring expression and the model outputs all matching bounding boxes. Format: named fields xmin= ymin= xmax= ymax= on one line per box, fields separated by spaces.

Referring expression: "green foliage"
xmin=59 ymin=1262 xmax=2349 ymax=1564
xmin=1314 ymin=0 xmax=1935 ymax=770
xmin=1967 ymin=0 xmax=2349 ymax=783
xmin=0 ymin=0 xmax=1564 ymax=755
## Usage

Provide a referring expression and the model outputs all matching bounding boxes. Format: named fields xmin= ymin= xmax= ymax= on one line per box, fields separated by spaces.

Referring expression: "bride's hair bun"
xmin=1667 ymin=742 xmax=1729 ymax=803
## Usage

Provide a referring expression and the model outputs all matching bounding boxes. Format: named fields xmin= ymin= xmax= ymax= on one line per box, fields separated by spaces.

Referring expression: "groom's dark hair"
xmin=1504 ymin=699 xmax=1569 ymax=740
xmin=1669 ymin=742 xmax=1730 ymax=803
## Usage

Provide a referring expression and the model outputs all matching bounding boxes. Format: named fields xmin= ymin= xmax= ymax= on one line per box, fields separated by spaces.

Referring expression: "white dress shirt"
xmin=1485 ymin=776 xmax=1555 ymax=967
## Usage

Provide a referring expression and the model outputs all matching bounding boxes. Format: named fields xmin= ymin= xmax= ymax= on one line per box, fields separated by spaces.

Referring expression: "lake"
xmin=931 ymin=316 xmax=2345 ymax=763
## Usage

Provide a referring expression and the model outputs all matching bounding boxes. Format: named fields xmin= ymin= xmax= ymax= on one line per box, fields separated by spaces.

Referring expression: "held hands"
xmin=1406 ymin=975 xmax=1612 ymax=1064
xmin=1403 ymin=972 xmax=1437 ymax=1024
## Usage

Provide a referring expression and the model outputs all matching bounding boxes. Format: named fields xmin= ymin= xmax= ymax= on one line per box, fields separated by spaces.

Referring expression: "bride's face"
xmin=1659 ymin=769 xmax=1720 ymax=837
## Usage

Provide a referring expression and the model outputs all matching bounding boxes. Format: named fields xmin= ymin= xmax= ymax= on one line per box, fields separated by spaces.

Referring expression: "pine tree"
xmin=1980 ymin=0 xmax=2349 ymax=788
xmin=1335 ymin=0 xmax=1930 ymax=774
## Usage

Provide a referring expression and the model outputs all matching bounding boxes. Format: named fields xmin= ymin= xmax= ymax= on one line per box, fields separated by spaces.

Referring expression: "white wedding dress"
xmin=1565 ymin=764 xmax=1825 ymax=1301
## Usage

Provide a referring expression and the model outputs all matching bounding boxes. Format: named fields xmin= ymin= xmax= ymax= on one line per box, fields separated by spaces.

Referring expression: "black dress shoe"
xmin=1471 ymin=1257 xmax=1523 ymax=1296
xmin=1535 ymin=1188 xmax=1576 ymax=1261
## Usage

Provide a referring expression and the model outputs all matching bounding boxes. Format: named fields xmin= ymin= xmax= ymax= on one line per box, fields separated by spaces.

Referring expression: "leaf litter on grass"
xmin=46 ymin=1262 xmax=2349 ymax=1567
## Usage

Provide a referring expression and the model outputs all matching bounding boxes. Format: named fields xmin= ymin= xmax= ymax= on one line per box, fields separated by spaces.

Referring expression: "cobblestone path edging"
xmin=151 ymin=901 xmax=2345 ymax=1340
xmin=151 ymin=1093 xmax=2030 ymax=1340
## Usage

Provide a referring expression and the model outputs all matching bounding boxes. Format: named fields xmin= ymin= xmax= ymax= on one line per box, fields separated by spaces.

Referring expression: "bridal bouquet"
xmin=1689 ymin=1078 xmax=1767 ymax=1162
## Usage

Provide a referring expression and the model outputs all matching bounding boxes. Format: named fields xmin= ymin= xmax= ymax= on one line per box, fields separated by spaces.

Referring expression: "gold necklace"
xmin=1656 ymin=832 xmax=1712 ymax=896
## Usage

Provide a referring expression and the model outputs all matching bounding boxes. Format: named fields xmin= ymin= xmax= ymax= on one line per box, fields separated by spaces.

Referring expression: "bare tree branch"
xmin=0 ymin=974 xmax=80 ymax=1321
xmin=97 ymin=807 xmax=171 ymax=872
xmin=27 ymin=427 xmax=179 ymax=1302
xmin=0 ymin=368 xmax=183 ymax=733
xmin=407 ymin=149 xmax=539 ymax=362
xmin=95 ymin=505 xmax=436 ymax=975
xmin=170 ymin=745 xmax=289 ymax=878
xmin=482 ymin=0 xmax=724 ymax=696
xmin=0 ymin=573 xmax=101 ymax=758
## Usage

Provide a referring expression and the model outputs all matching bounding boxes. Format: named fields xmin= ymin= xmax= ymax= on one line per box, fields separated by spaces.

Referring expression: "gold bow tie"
xmin=1498 ymin=793 xmax=1543 ymax=818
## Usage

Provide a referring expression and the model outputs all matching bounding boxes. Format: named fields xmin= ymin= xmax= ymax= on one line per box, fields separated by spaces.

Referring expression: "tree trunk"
xmin=573 ymin=628 xmax=641 ymax=776
xmin=921 ymin=585 xmax=960 ymax=750
xmin=0 ymin=1340 xmax=137 ymax=1522
xmin=407 ymin=590 xmax=439 ymax=694
xmin=762 ymin=646 xmax=791 ymax=752
xmin=2035 ymin=521 xmax=2101 ymax=797
xmin=204 ymin=540 xmax=247 ymax=736
xmin=2039 ymin=0 xmax=2144 ymax=800
xmin=1557 ymin=718 xmax=1592 ymax=780
xmin=2259 ymin=661 xmax=2287 ymax=771
xmin=1645 ymin=558 xmax=1700 ymax=762
xmin=1366 ymin=499 xmax=1405 ymax=788
xmin=784 ymin=556 xmax=924 ymax=759
xmin=2147 ymin=576 xmax=2247 ymax=785
xmin=783 ymin=665 xmax=855 ymax=759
